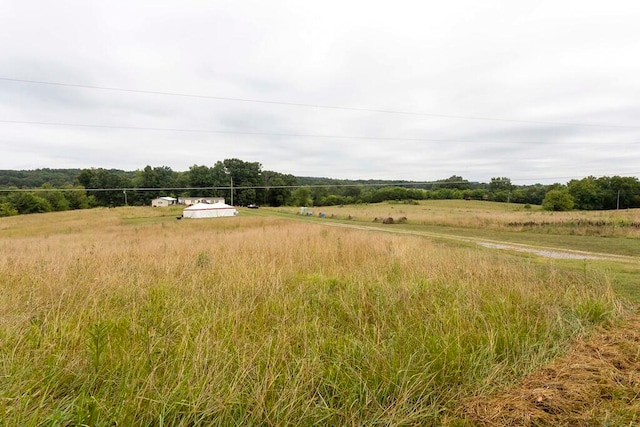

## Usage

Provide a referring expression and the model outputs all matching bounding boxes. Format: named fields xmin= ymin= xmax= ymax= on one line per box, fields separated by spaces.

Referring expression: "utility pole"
xmin=123 ymin=190 xmax=127 ymax=206
xmin=230 ymin=176 xmax=234 ymax=206
xmin=617 ymin=189 xmax=620 ymax=210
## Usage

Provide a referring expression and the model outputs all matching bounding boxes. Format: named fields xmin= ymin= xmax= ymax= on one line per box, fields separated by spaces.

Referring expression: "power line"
xmin=1 ymin=119 xmax=637 ymax=145
xmin=2 ymin=76 xmax=639 ymax=130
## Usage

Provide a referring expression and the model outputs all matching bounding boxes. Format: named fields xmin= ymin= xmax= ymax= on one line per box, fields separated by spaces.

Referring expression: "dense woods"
xmin=1 ymin=162 xmax=639 ymax=216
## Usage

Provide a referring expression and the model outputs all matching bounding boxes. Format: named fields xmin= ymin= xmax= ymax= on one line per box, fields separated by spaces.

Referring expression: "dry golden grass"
xmin=465 ymin=313 xmax=640 ymax=426
xmin=274 ymin=201 xmax=640 ymax=238
xmin=0 ymin=207 xmax=630 ymax=425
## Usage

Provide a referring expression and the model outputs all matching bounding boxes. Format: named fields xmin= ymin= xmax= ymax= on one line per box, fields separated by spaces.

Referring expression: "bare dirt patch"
xmin=475 ymin=242 xmax=605 ymax=260
xmin=465 ymin=313 xmax=640 ymax=426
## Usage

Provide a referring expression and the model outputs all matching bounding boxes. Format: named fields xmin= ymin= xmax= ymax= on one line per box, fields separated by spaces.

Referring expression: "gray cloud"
xmin=1 ymin=0 xmax=639 ymax=183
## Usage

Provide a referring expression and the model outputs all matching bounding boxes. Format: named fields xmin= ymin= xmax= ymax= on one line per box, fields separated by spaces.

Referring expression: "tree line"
xmin=1 ymin=161 xmax=639 ymax=217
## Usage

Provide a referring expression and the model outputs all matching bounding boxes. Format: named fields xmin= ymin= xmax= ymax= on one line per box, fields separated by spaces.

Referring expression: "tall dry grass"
xmin=0 ymin=208 xmax=624 ymax=425
xmin=276 ymin=201 xmax=640 ymax=237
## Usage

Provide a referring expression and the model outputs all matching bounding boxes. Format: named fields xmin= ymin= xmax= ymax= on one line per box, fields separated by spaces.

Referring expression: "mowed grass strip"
xmin=0 ymin=209 xmax=626 ymax=425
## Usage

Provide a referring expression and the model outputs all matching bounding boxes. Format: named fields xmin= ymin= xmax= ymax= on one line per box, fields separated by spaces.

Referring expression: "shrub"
xmin=542 ymin=189 xmax=574 ymax=211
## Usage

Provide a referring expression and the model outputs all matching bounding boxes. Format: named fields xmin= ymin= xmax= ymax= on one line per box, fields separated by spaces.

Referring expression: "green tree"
xmin=364 ymin=187 xmax=426 ymax=203
xmin=187 ymin=164 xmax=216 ymax=196
xmin=62 ymin=186 xmax=91 ymax=210
xmin=430 ymin=188 xmax=460 ymax=200
xmin=509 ymin=189 xmax=527 ymax=204
xmin=342 ymin=185 xmax=363 ymax=199
xmin=607 ymin=176 xmax=640 ymax=209
xmin=489 ymin=177 xmax=513 ymax=192
xmin=311 ymin=186 xmax=330 ymax=206
xmin=542 ymin=188 xmax=574 ymax=211
xmin=460 ymin=188 xmax=488 ymax=201
xmin=521 ymin=185 xmax=548 ymax=205
xmin=437 ymin=175 xmax=471 ymax=190
xmin=567 ymin=175 xmax=640 ymax=210
xmin=291 ymin=186 xmax=313 ymax=206
xmin=319 ymin=194 xmax=349 ymax=206
xmin=135 ymin=165 xmax=177 ymax=204
xmin=263 ymin=171 xmax=296 ymax=206
xmin=212 ymin=159 xmax=264 ymax=205
xmin=568 ymin=177 xmax=601 ymax=210
xmin=0 ymin=168 xmax=81 ymax=188
xmin=488 ymin=177 xmax=514 ymax=202
xmin=8 ymin=192 xmax=53 ymax=214
xmin=0 ymin=202 xmax=18 ymax=217
xmin=37 ymin=184 xmax=70 ymax=211
xmin=77 ymin=168 xmax=131 ymax=206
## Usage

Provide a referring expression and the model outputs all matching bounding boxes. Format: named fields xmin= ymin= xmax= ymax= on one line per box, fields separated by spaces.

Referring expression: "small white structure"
xmin=151 ymin=197 xmax=177 ymax=207
xmin=182 ymin=202 xmax=238 ymax=219
xmin=298 ymin=207 xmax=313 ymax=216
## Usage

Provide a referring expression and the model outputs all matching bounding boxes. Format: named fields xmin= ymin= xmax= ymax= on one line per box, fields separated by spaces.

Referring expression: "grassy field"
xmin=268 ymin=201 xmax=640 ymax=257
xmin=273 ymin=200 xmax=640 ymax=236
xmin=0 ymin=204 xmax=637 ymax=425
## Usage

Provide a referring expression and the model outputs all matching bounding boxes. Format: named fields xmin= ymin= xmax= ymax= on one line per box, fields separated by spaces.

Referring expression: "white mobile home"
xmin=151 ymin=197 xmax=177 ymax=207
xmin=178 ymin=197 xmax=225 ymax=206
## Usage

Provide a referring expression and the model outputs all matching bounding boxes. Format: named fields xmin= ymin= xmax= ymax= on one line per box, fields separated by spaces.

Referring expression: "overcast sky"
xmin=1 ymin=1 xmax=639 ymax=183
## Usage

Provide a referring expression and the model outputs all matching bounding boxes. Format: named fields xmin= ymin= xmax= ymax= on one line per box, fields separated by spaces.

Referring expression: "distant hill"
xmin=0 ymin=168 xmax=82 ymax=188
xmin=295 ymin=176 xmax=484 ymax=189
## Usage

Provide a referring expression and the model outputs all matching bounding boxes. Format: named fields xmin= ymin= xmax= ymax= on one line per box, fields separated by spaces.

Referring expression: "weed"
xmin=195 ymin=251 xmax=210 ymax=268
xmin=87 ymin=321 xmax=110 ymax=374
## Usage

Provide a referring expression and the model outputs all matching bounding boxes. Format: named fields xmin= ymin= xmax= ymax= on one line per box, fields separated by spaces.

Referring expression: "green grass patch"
xmin=397 ymin=223 xmax=640 ymax=257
